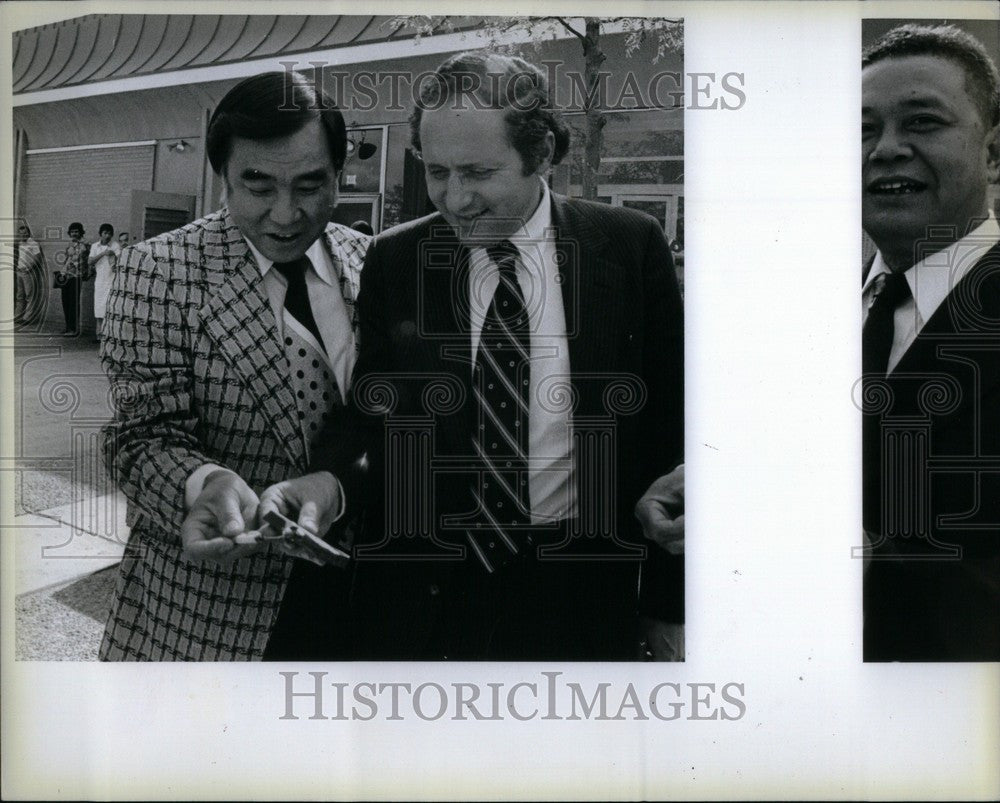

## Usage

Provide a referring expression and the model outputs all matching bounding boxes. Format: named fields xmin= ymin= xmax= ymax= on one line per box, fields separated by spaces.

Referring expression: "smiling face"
xmin=862 ymin=54 xmax=1000 ymax=268
xmin=223 ymin=118 xmax=339 ymax=263
xmin=419 ymin=107 xmax=553 ymax=242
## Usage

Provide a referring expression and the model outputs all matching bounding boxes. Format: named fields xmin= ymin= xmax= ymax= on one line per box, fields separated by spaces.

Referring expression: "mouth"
xmin=867 ymin=178 xmax=928 ymax=195
xmin=265 ymin=232 xmax=302 ymax=244
xmin=453 ymin=211 xmax=487 ymax=227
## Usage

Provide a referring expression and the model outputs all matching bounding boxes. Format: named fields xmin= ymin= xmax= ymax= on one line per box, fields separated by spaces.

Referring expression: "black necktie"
xmin=861 ymin=269 xmax=911 ymax=533
xmin=467 ymin=241 xmax=532 ymax=572
xmin=273 ymin=256 xmax=324 ymax=350
xmin=863 ymin=271 xmax=911 ymax=375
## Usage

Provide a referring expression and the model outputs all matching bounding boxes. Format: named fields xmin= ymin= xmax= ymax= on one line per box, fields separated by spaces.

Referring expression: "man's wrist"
xmin=314 ymin=471 xmax=347 ymax=523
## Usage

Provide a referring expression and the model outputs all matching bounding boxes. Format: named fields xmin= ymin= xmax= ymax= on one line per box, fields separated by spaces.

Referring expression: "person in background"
xmin=13 ymin=220 xmax=46 ymax=328
xmin=117 ymin=231 xmax=130 ymax=249
xmin=89 ymin=222 xmax=121 ymax=341
xmin=350 ymin=220 xmax=374 ymax=236
xmin=57 ymin=221 xmax=89 ymax=336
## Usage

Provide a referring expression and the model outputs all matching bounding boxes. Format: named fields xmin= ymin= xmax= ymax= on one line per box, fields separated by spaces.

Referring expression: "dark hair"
xmin=99 ymin=223 xmax=114 ymax=237
xmin=207 ymin=70 xmax=347 ymax=175
xmin=68 ymin=222 xmax=83 ymax=234
xmin=410 ymin=51 xmax=571 ymax=175
xmin=350 ymin=220 xmax=374 ymax=236
xmin=863 ymin=24 xmax=1000 ymax=128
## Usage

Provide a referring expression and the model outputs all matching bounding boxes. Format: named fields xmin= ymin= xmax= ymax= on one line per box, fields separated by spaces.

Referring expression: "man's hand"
xmin=179 ymin=469 xmax=261 ymax=564
xmin=258 ymin=471 xmax=343 ymax=545
xmin=635 ymin=464 xmax=684 ymax=555
xmin=640 ymin=618 xmax=685 ymax=661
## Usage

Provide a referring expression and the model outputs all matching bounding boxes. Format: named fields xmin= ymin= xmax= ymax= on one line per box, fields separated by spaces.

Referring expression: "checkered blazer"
xmin=98 ymin=209 xmax=367 ymax=660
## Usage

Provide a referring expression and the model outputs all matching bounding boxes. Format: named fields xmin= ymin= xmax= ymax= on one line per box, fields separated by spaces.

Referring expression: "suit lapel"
xmin=322 ymin=225 xmax=363 ymax=334
xmin=418 ymin=219 xmax=475 ymax=452
xmin=198 ymin=213 xmax=307 ymax=470
xmin=892 ymin=241 xmax=1000 ymax=375
xmin=424 ymin=220 xmax=475 ymax=360
xmin=550 ymin=195 xmax=620 ymax=380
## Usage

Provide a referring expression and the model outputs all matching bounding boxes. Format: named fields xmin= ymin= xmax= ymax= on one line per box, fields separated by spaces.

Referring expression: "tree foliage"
xmin=385 ymin=16 xmax=683 ymax=200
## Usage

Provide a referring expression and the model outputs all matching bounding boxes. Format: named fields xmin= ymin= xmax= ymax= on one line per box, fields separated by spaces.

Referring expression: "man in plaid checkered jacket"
xmin=99 ymin=71 xmax=368 ymax=660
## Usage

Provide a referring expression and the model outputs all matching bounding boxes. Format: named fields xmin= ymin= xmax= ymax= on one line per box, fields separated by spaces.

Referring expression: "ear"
xmin=535 ymin=130 xmax=556 ymax=175
xmin=986 ymin=122 xmax=1000 ymax=184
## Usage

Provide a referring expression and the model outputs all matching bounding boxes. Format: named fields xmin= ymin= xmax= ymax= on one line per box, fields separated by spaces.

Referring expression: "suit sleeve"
xmin=100 ymin=244 xmax=209 ymax=540
xmin=636 ymin=218 xmax=685 ymax=624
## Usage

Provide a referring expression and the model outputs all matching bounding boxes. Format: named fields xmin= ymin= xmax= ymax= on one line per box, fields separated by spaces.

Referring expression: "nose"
xmin=444 ymin=174 xmax=474 ymax=215
xmin=867 ymin=123 xmax=912 ymax=163
xmin=268 ymin=191 xmax=302 ymax=227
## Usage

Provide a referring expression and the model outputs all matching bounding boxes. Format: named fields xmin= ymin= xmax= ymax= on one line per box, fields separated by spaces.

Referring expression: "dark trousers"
xmin=262 ymin=559 xmax=353 ymax=661
xmin=437 ymin=551 xmax=639 ymax=661
xmin=348 ymin=525 xmax=642 ymax=661
xmin=60 ymin=276 xmax=81 ymax=333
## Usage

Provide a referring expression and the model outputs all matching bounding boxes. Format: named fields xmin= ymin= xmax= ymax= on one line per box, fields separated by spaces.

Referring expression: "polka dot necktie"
xmin=467 ymin=240 xmax=532 ymax=572
xmin=273 ymin=256 xmax=324 ymax=352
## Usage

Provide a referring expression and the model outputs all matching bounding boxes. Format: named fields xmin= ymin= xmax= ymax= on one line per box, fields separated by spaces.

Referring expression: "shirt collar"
xmin=500 ymin=180 xmax=552 ymax=277
xmin=243 ymin=235 xmax=335 ymax=286
xmin=467 ymin=179 xmax=551 ymax=246
xmin=521 ymin=179 xmax=552 ymax=244
xmin=466 ymin=180 xmax=553 ymax=273
xmin=864 ymin=212 xmax=1000 ymax=322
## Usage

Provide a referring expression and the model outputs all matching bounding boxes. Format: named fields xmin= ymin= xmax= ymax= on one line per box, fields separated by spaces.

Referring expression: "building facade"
xmin=12 ymin=14 xmax=685 ymax=334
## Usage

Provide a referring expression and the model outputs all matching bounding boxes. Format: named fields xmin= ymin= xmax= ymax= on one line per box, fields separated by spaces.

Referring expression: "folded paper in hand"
xmin=261 ymin=510 xmax=350 ymax=567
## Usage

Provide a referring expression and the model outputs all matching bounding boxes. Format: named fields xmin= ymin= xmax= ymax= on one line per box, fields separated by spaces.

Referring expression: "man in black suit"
xmin=861 ymin=24 xmax=1000 ymax=661
xmin=263 ymin=50 xmax=684 ymax=660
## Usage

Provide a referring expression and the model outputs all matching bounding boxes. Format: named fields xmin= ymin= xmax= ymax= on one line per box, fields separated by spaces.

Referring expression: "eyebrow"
xmin=239 ymin=168 xmax=331 ymax=182
xmin=862 ymin=96 xmax=953 ymax=114
xmin=426 ymin=162 xmax=497 ymax=171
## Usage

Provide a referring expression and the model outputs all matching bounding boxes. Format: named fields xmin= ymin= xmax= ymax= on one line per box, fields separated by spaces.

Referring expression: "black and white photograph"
xmin=7 ymin=12 xmax=686 ymax=663
xmin=859 ymin=18 xmax=1000 ymax=663
xmin=2 ymin=1 xmax=998 ymax=800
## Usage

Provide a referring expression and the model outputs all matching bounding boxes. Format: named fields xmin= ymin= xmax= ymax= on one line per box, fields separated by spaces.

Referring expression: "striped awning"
xmin=12 ymin=14 xmax=483 ymax=95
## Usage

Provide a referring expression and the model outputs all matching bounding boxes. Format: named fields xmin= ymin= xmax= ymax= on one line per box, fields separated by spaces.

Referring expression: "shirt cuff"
xmin=185 ymin=463 xmax=227 ymax=510
xmin=329 ymin=474 xmax=347 ymax=524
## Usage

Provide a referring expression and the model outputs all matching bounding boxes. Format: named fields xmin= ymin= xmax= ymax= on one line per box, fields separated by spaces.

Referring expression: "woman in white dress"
xmin=89 ymin=223 xmax=121 ymax=340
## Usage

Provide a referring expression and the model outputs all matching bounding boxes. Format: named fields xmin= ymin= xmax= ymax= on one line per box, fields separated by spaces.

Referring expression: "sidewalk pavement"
xmin=13 ymin=493 xmax=127 ymax=660
xmin=11 ymin=334 xmax=125 ymax=661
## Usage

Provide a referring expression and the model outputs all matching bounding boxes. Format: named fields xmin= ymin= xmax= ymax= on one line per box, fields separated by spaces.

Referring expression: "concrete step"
xmin=14 ymin=492 xmax=127 ymax=595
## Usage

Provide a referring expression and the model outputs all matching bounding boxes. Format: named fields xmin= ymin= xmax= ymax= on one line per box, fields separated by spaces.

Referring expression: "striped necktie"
xmin=467 ymin=240 xmax=532 ymax=572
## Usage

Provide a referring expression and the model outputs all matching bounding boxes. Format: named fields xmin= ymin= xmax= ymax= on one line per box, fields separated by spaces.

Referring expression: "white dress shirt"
xmin=467 ymin=180 xmax=577 ymax=523
xmin=863 ymin=212 xmax=1000 ymax=373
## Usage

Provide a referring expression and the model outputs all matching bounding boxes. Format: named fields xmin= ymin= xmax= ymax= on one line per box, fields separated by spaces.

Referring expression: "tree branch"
xmin=551 ymin=16 xmax=586 ymax=42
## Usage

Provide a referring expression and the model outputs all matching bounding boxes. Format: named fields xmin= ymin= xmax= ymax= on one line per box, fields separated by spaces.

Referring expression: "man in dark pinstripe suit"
xmin=266 ymin=52 xmax=685 ymax=661
xmin=99 ymin=71 xmax=368 ymax=660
